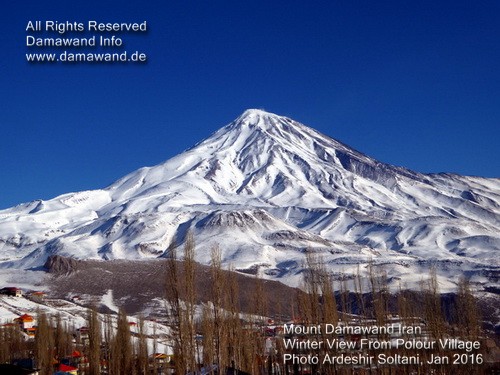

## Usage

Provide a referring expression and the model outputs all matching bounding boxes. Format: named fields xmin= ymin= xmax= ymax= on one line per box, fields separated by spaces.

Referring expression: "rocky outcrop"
xmin=44 ymin=255 xmax=79 ymax=275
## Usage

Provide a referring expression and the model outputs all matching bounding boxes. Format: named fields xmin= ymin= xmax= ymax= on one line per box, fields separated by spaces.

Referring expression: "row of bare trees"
xmin=299 ymin=253 xmax=481 ymax=335
xmin=165 ymin=233 xmax=268 ymax=374
xmin=164 ymin=240 xmax=491 ymax=374
xmin=0 ymin=238 xmax=493 ymax=374
xmin=291 ymin=252 xmax=491 ymax=374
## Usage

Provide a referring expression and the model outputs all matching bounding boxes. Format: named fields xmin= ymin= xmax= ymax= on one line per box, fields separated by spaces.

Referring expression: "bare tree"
xmin=0 ymin=323 xmax=25 ymax=364
xmin=209 ymin=244 xmax=229 ymax=371
xmin=353 ymin=264 xmax=366 ymax=319
xmin=165 ymin=239 xmax=187 ymax=374
xmin=368 ymin=262 xmax=389 ymax=326
xmin=396 ymin=283 xmax=413 ymax=329
xmin=53 ymin=313 xmax=66 ymax=361
xmin=103 ymin=313 xmax=113 ymax=373
xmin=136 ymin=315 xmax=149 ymax=375
xmin=183 ymin=230 xmax=197 ymax=372
xmin=87 ymin=306 xmax=101 ymax=375
xmin=339 ymin=273 xmax=350 ymax=321
xmin=152 ymin=321 xmax=158 ymax=375
xmin=110 ymin=309 xmax=133 ymax=375
xmin=422 ymin=267 xmax=445 ymax=340
xmin=226 ymin=264 xmax=243 ymax=371
xmin=164 ymin=232 xmax=198 ymax=373
xmin=35 ymin=310 xmax=54 ymax=375
xmin=200 ymin=303 xmax=214 ymax=369
xmin=301 ymin=251 xmax=321 ymax=324
xmin=456 ymin=276 xmax=480 ymax=339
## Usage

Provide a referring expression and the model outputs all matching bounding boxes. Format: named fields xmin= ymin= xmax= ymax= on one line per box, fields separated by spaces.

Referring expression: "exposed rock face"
xmin=44 ymin=255 xmax=79 ymax=275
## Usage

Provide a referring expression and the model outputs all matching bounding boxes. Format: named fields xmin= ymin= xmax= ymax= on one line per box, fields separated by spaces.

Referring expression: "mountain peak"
xmin=239 ymin=108 xmax=277 ymax=120
xmin=231 ymin=109 xmax=283 ymax=132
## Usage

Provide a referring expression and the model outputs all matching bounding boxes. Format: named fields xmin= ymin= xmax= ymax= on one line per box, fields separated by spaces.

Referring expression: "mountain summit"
xmin=1 ymin=110 xmax=499 ymax=290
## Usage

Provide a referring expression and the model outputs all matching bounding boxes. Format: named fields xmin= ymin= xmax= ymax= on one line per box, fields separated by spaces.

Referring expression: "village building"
xmin=0 ymin=287 xmax=22 ymax=297
xmin=14 ymin=314 xmax=35 ymax=330
xmin=28 ymin=291 xmax=46 ymax=300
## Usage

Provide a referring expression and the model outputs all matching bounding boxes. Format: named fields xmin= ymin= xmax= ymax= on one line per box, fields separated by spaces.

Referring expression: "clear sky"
xmin=1 ymin=1 xmax=499 ymax=209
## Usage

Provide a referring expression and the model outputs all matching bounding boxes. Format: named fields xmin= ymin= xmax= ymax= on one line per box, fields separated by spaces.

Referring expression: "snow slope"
xmin=0 ymin=109 xmax=499 ymax=290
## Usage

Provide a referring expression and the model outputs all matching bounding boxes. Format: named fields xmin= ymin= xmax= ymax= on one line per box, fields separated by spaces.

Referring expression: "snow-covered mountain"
xmin=1 ymin=109 xmax=499 ymax=290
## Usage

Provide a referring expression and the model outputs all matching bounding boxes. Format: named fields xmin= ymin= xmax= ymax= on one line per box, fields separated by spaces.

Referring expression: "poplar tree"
xmin=456 ymin=276 xmax=480 ymax=339
xmin=35 ymin=310 xmax=54 ymax=375
xmin=165 ymin=239 xmax=187 ymax=374
xmin=422 ymin=268 xmax=445 ymax=340
xmin=110 ymin=309 xmax=133 ymax=375
xmin=209 ymin=244 xmax=228 ymax=371
xmin=201 ymin=303 xmax=215 ymax=369
xmin=353 ymin=265 xmax=366 ymax=319
xmin=0 ymin=324 xmax=24 ymax=363
xmin=368 ymin=263 xmax=389 ymax=327
xmin=183 ymin=230 xmax=197 ymax=372
xmin=165 ymin=231 xmax=198 ymax=373
xmin=301 ymin=252 xmax=321 ymax=324
xmin=136 ymin=315 xmax=149 ymax=375
xmin=152 ymin=322 xmax=158 ymax=375
xmin=226 ymin=264 xmax=243 ymax=370
xmin=87 ymin=307 xmax=101 ymax=375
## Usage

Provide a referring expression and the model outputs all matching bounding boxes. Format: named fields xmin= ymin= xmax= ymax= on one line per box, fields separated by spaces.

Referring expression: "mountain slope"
xmin=0 ymin=109 xmax=499 ymax=291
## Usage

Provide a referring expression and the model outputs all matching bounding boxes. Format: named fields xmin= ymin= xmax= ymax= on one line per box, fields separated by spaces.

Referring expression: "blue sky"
xmin=1 ymin=1 xmax=499 ymax=209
